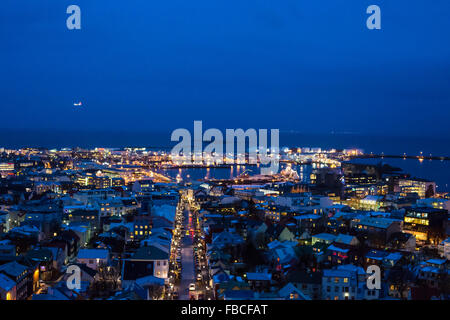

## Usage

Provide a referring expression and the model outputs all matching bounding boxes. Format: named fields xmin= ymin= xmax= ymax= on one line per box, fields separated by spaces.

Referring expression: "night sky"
xmin=1 ymin=0 xmax=450 ymax=136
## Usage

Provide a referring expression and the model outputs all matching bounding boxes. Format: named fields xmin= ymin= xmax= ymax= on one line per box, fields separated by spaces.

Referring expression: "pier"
xmin=349 ymin=154 xmax=450 ymax=161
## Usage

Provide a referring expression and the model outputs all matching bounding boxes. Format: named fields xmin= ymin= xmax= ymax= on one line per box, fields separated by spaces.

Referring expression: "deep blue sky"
xmin=1 ymin=0 xmax=450 ymax=136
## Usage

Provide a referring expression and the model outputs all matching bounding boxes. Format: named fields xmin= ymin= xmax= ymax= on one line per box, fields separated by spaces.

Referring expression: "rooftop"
xmin=77 ymin=249 xmax=109 ymax=260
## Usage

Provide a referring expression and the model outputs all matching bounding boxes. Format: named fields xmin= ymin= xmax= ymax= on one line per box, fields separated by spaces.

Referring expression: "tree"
xmin=90 ymin=264 xmax=120 ymax=297
xmin=243 ymin=241 xmax=265 ymax=268
xmin=425 ymin=185 xmax=435 ymax=198
xmin=437 ymin=269 xmax=450 ymax=297
xmin=355 ymin=237 xmax=369 ymax=267
xmin=147 ymin=283 xmax=163 ymax=300
xmin=387 ymin=265 xmax=414 ymax=299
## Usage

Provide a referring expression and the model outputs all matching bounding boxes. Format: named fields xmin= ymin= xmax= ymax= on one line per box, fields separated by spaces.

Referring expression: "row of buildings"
xmin=0 ymin=146 xmax=449 ymax=300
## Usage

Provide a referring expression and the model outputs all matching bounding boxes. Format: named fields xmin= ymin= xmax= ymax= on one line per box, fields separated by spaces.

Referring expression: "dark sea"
xmin=1 ymin=129 xmax=449 ymax=192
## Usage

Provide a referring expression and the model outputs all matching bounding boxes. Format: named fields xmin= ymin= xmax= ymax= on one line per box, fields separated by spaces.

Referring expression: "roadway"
xmin=178 ymin=209 xmax=195 ymax=300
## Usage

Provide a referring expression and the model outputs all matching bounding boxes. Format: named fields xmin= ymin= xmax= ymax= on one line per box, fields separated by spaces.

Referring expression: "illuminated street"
xmin=178 ymin=210 xmax=195 ymax=300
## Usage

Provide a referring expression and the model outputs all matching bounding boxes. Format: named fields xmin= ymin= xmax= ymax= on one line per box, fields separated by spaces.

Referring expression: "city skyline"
xmin=0 ymin=145 xmax=448 ymax=301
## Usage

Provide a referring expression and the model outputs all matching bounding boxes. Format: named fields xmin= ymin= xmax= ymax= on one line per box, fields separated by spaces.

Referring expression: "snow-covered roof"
xmin=279 ymin=283 xmax=311 ymax=300
xmin=312 ymin=233 xmax=337 ymax=242
xmin=335 ymin=234 xmax=357 ymax=245
xmin=426 ymin=258 xmax=447 ymax=265
xmin=152 ymin=204 xmax=176 ymax=223
xmin=246 ymin=272 xmax=272 ymax=281
xmin=337 ymin=264 xmax=365 ymax=275
xmin=327 ymin=244 xmax=349 ymax=253
xmin=0 ymin=273 xmax=16 ymax=291
xmin=385 ymin=252 xmax=403 ymax=261
xmin=293 ymin=214 xmax=321 ymax=220
xmin=0 ymin=261 xmax=28 ymax=278
xmin=219 ymin=196 xmax=241 ymax=205
xmin=135 ymin=275 xmax=165 ymax=287
xmin=77 ymin=248 xmax=109 ymax=260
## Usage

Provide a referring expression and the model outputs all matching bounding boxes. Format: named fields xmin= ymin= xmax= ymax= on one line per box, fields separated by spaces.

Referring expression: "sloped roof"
xmin=356 ymin=217 xmax=395 ymax=229
xmin=246 ymin=272 xmax=272 ymax=281
xmin=77 ymin=249 xmax=109 ymax=260
xmin=212 ymin=231 xmax=244 ymax=245
xmin=26 ymin=248 xmax=53 ymax=262
xmin=132 ymin=245 xmax=169 ymax=260
xmin=312 ymin=233 xmax=337 ymax=242
xmin=323 ymin=269 xmax=354 ymax=278
xmin=222 ymin=289 xmax=254 ymax=300
xmin=213 ymin=272 xmax=230 ymax=284
xmin=327 ymin=244 xmax=349 ymax=253
xmin=219 ymin=196 xmax=241 ymax=205
xmin=337 ymin=264 xmax=366 ymax=275
xmin=0 ymin=273 xmax=16 ymax=291
xmin=426 ymin=258 xmax=447 ymax=265
xmin=135 ymin=274 xmax=165 ymax=287
xmin=152 ymin=204 xmax=176 ymax=223
xmin=385 ymin=252 xmax=403 ymax=262
xmin=32 ymin=288 xmax=73 ymax=300
xmin=0 ymin=261 xmax=28 ymax=278
xmin=365 ymin=249 xmax=388 ymax=260
xmin=279 ymin=283 xmax=311 ymax=300
xmin=335 ymin=234 xmax=357 ymax=245
xmin=287 ymin=270 xmax=322 ymax=284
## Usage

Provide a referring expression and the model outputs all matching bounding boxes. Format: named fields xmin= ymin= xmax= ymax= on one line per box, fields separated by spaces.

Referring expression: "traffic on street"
xmin=166 ymin=196 xmax=214 ymax=300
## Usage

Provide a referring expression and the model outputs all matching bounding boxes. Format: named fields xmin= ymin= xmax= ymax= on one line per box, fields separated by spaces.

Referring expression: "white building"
xmin=438 ymin=238 xmax=450 ymax=260
xmin=121 ymin=245 xmax=170 ymax=288
xmin=322 ymin=269 xmax=357 ymax=300
xmin=77 ymin=248 xmax=110 ymax=270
